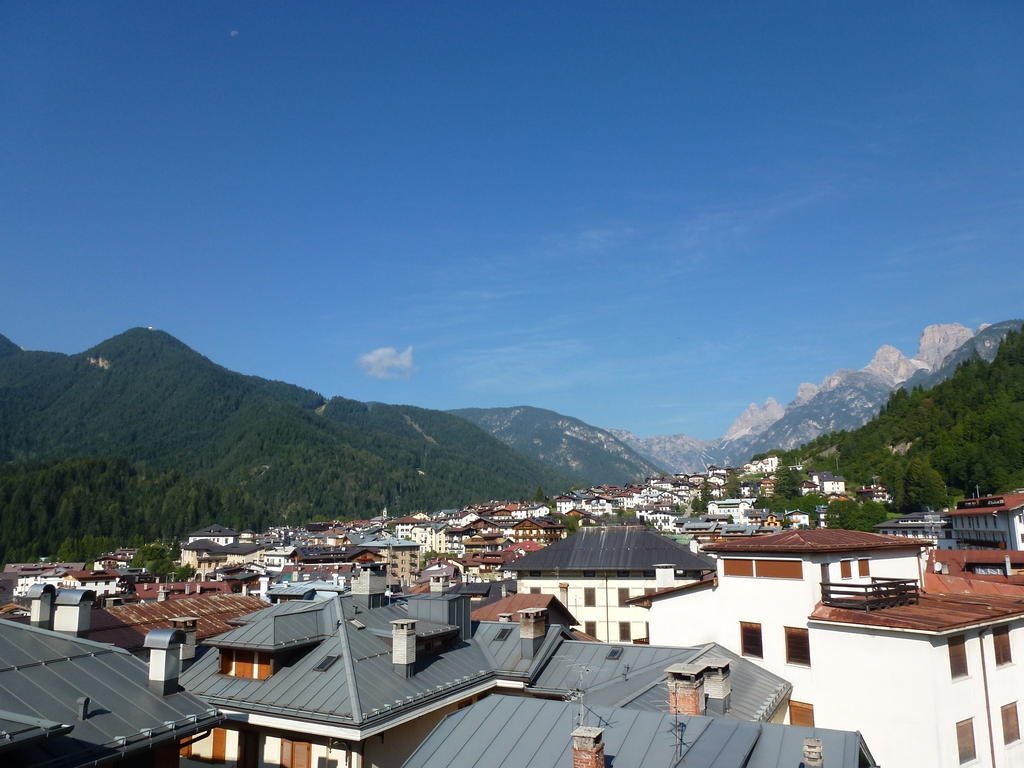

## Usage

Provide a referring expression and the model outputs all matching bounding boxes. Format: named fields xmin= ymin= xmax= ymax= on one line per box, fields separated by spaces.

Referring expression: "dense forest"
xmin=782 ymin=329 xmax=1024 ymax=511
xmin=0 ymin=328 xmax=569 ymax=562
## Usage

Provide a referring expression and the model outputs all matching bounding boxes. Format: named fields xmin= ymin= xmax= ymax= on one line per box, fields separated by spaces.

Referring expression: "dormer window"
xmin=219 ymin=648 xmax=272 ymax=679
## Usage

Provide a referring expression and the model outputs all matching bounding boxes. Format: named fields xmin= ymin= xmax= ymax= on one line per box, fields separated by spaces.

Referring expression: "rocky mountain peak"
xmin=915 ymin=323 xmax=974 ymax=370
xmin=793 ymin=381 xmax=820 ymax=406
xmin=862 ymin=344 xmax=928 ymax=387
xmin=723 ymin=397 xmax=785 ymax=441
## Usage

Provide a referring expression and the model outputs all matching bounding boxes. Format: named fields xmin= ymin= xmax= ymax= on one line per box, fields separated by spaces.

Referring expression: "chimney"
xmin=352 ymin=563 xmax=387 ymax=608
xmin=519 ymin=607 xmax=548 ymax=659
xmin=184 ymin=584 xmax=191 ymax=595
xmin=430 ymin=573 xmax=450 ymax=594
xmin=665 ymin=663 xmax=706 ymax=716
xmin=571 ymin=726 xmax=605 ymax=768
xmin=499 ymin=580 xmax=508 ymax=598
xmin=157 ymin=586 xmax=170 ymax=602
xmin=144 ymin=628 xmax=184 ymax=696
xmin=559 ymin=582 xmax=569 ymax=606
xmin=28 ymin=583 xmax=55 ymax=630
xmin=76 ymin=696 xmax=90 ymax=721
xmin=259 ymin=575 xmax=271 ymax=600
xmin=498 ymin=613 xmax=514 ymax=623
xmin=170 ymin=616 xmax=199 ymax=662
xmin=54 ymin=589 xmax=95 ymax=638
xmin=654 ymin=564 xmax=675 ymax=588
xmin=802 ymin=737 xmax=823 ymax=767
xmin=1006 ymin=555 xmax=1013 ymax=577
xmin=391 ymin=619 xmax=417 ymax=677
xmin=702 ymin=658 xmax=732 ymax=715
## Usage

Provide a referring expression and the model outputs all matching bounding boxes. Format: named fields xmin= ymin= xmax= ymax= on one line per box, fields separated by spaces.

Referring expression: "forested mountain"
xmin=450 ymin=406 xmax=664 ymax=486
xmin=0 ymin=328 xmax=569 ymax=561
xmin=787 ymin=329 xmax=1024 ymax=510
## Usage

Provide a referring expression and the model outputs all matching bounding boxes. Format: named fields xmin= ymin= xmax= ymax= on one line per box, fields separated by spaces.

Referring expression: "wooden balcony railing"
xmin=820 ymin=577 xmax=919 ymax=611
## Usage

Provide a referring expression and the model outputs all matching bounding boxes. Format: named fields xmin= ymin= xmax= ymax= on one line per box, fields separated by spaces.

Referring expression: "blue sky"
xmin=2 ymin=2 xmax=1022 ymax=439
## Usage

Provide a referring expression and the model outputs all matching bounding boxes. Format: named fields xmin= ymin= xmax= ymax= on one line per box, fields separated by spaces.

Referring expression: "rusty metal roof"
xmin=703 ymin=529 xmax=924 ymax=554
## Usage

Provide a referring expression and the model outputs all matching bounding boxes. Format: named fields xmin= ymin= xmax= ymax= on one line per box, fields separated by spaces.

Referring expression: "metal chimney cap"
xmin=55 ymin=589 xmax=96 ymax=606
xmin=144 ymin=628 xmax=186 ymax=650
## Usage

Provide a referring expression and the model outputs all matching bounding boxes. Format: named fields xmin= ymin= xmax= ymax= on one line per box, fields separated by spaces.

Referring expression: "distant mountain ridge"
xmin=615 ymin=320 xmax=1023 ymax=472
xmin=450 ymin=406 xmax=664 ymax=486
xmin=0 ymin=328 xmax=570 ymax=523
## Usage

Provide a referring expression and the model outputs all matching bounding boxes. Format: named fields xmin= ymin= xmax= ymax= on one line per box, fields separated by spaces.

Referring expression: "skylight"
xmin=313 ymin=655 xmax=340 ymax=672
xmin=606 ymin=647 xmax=624 ymax=660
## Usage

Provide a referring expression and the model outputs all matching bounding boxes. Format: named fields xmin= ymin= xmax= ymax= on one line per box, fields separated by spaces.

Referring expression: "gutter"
xmin=807 ymin=616 xmax=1020 ymax=637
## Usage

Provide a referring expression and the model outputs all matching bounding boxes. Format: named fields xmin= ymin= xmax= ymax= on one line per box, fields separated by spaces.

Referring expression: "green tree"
xmin=773 ymin=468 xmax=802 ymax=500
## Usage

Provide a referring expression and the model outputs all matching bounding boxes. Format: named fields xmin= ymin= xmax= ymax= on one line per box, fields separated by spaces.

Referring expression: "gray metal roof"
xmin=507 ymin=527 xmax=714 ymax=572
xmin=183 ymin=594 xmax=790 ymax=734
xmin=401 ymin=695 xmax=877 ymax=768
xmin=0 ymin=621 xmax=220 ymax=767
xmin=0 ymin=710 xmax=72 ymax=754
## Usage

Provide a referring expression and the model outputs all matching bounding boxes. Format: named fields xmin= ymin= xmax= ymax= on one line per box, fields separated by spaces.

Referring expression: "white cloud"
xmin=358 ymin=346 xmax=417 ymax=379
xmin=229 ymin=29 xmax=240 ymax=37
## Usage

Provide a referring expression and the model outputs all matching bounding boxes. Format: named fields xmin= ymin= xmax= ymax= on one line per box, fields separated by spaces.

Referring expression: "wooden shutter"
xmin=281 ymin=738 xmax=293 ymax=768
xmin=956 ymin=718 xmax=976 ymax=763
xmin=584 ymin=587 xmax=596 ymax=607
xmin=529 ymin=587 xmax=541 ymax=595
xmin=789 ymin=701 xmax=815 ymax=727
xmin=1003 ymin=703 xmax=1020 ymax=745
xmin=219 ymin=649 xmax=233 ymax=675
xmin=858 ymin=558 xmax=870 ymax=577
xmin=995 ymin=625 xmax=1012 ymax=666
xmin=948 ymin=634 xmax=968 ymax=679
xmin=755 ymin=560 xmax=802 ymax=579
xmin=740 ymin=622 xmax=763 ymax=658
xmin=722 ymin=559 xmax=754 ymax=577
xmin=840 ymin=560 xmax=852 ymax=579
xmin=234 ymin=649 xmax=255 ymax=679
xmin=618 ymin=588 xmax=631 ymax=607
xmin=785 ymin=627 xmax=811 ymax=666
xmin=211 ymin=728 xmax=227 ymax=763
xmin=619 ymin=622 xmax=631 ymax=642
xmin=584 ymin=621 xmax=597 ymax=636
xmin=254 ymin=652 xmax=272 ymax=680
xmin=179 ymin=737 xmax=193 ymax=758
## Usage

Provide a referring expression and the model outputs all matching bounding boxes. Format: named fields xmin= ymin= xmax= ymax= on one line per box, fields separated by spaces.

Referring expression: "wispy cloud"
xmin=357 ymin=346 xmax=417 ymax=379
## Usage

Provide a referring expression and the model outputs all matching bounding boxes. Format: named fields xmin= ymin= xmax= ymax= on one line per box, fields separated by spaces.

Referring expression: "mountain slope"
xmin=451 ymin=406 xmax=664 ymax=485
xmin=0 ymin=328 xmax=569 ymax=523
xmin=793 ymin=328 xmax=1024 ymax=509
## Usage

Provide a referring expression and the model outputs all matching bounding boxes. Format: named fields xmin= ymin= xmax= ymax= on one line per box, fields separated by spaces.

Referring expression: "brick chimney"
xmin=571 ymin=726 xmax=605 ymax=768
xmin=702 ymin=658 xmax=731 ymax=715
xmin=519 ymin=607 xmax=548 ymax=659
xmin=391 ymin=619 xmax=417 ymax=677
xmin=28 ymin=583 xmax=55 ymax=630
xmin=665 ymin=663 xmax=705 ymax=716
xmin=803 ymin=737 xmax=823 ymax=767
xmin=144 ymin=628 xmax=184 ymax=696
xmin=54 ymin=589 xmax=95 ymax=638
xmin=170 ymin=616 xmax=199 ymax=663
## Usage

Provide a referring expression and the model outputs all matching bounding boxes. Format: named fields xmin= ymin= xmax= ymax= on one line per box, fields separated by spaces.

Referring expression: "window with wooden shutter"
xmin=283 ymin=741 xmax=312 ymax=768
xmin=858 ymin=558 xmax=870 ymax=577
xmin=789 ymin=701 xmax=814 ymax=727
xmin=584 ymin=587 xmax=596 ymax=607
xmin=948 ymin=634 xmax=968 ymax=679
xmin=785 ymin=627 xmax=811 ymax=666
xmin=211 ymin=728 xmax=227 ymax=763
xmin=529 ymin=587 xmax=541 ymax=595
xmin=219 ymin=649 xmax=233 ymax=675
xmin=740 ymin=622 xmax=763 ymax=658
xmin=1003 ymin=702 xmax=1020 ymax=745
xmin=956 ymin=718 xmax=976 ymax=763
xmin=254 ymin=652 xmax=272 ymax=680
xmin=722 ymin=559 xmax=754 ymax=577
xmin=995 ymin=625 xmax=1012 ymax=666
xmin=619 ymin=622 xmax=631 ymax=642
xmin=618 ymin=588 xmax=630 ymax=607
xmin=233 ymin=649 xmax=255 ymax=679
xmin=754 ymin=560 xmax=802 ymax=579
xmin=584 ymin=621 xmax=597 ymax=636
xmin=840 ymin=560 xmax=852 ymax=579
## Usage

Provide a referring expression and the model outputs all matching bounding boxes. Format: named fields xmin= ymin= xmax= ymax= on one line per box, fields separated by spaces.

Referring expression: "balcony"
xmin=820 ymin=577 xmax=919 ymax=611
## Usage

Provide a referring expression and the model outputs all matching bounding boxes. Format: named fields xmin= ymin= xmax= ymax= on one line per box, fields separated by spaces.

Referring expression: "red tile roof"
xmin=809 ymin=591 xmax=1024 ymax=632
xmin=702 ymin=529 xmax=925 ymax=554
xmin=134 ymin=581 xmax=233 ymax=600
xmin=471 ymin=593 xmax=577 ymax=626
xmin=948 ymin=493 xmax=1024 ymax=517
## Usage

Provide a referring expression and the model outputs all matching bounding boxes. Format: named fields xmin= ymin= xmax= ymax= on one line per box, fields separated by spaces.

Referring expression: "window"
xmin=956 ymin=718 xmax=976 ymax=764
xmin=583 ymin=570 xmax=596 ymax=578
xmin=584 ymin=587 xmax=596 ymax=607
xmin=281 ymin=739 xmax=312 ymax=768
xmin=723 ymin=559 xmax=754 ymax=577
xmin=618 ymin=588 xmax=631 ymax=607
xmin=528 ymin=570 xmax=541 ymax=577
xmin=789 ymin=701 xmax=814 ymax=727
xmin=619 ymin=622 xmax=631 ymax=642
xmin=858 ymin=558 xmax=870 ymax=577
xmin=529 ymin=587 xmax=541 ymax=595
xmin=785 ymin=627 xmax=811 ymax=666
xmin=211 ymin=728 xmax=228 ymax=763
xmin=740 ymin=622 xmax=763 ymax=658
xmin=616 ymin=570 xmax=630 ymax=577
xmin=584 ymin=621 xmax=597 ymax=636
xmin=1003 ymin=702 xmax=1021 ymax=745
xmin=840 ymin=560 xmax=852 ymax=579
xmin=755 ymin=560 xmax=802 ymax=579
xmin=949 ymin=634 xmax=968 ymax=679
xmin=995 ymin=625 xmax=1012 ymax=666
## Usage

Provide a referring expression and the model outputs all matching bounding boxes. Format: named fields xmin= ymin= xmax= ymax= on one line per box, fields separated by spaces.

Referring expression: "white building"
xmin=186 ymin=524 xmax=239 ymax=547
xmin=635 ymin=529 xmax=1024 ymax=767
xmin=948 ymin=493 xmax=1024 ymax=550
xmin=706 ymin=498 xmax=755 ymax=524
